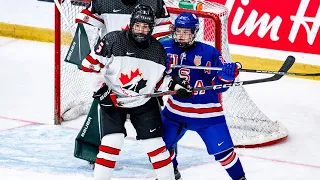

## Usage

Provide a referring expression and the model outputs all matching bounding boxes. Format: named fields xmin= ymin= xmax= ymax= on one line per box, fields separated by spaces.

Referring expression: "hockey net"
xmin=54 ymin=0 xmax=288 ymax=147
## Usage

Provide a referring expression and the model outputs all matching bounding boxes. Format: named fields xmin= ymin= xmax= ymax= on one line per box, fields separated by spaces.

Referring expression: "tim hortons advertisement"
xmin=207 ymin=0 xmax=320 ymax=55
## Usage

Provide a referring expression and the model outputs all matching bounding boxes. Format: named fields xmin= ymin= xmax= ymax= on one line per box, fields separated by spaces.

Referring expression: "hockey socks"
xmin=94 ymin=133 xmax=124 ymax=180
xmin=142 ymin=137 xmax=175 ymax=180
xmin=215 ymin=148 xmax=245 ymax=180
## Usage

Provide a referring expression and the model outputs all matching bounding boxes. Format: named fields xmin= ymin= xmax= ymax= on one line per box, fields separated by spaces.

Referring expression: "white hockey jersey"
xmin=87 ymin=30 xmax=171 ymax=107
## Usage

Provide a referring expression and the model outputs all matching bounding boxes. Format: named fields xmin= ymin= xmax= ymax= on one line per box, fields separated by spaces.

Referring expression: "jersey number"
xmin=193 ymin=80 xmax=205 ymax=95
xmin=167 ymin=53 xmax=178 ymax=72
xmin=96 ymin=42 xmax=105 ymax=54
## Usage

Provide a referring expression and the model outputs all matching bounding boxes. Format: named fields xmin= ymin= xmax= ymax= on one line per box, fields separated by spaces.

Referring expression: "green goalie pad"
xmin=64 ymin=23 xmax=91 ymax=68
xmin=74 ymin=99 xmax=101 ymax=163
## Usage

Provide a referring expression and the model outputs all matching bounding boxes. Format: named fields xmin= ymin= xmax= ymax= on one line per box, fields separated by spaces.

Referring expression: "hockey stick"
xmin=171 ymin=56 xmax=318 ymax=77
xmin=116 ymin=55 xmax=295 ymax=104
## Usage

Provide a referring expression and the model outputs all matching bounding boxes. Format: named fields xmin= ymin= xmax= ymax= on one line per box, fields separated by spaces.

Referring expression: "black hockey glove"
xmin=92 ymin=84 xmax=119 ymax=108
xmin=169 ymin=75 xmax=193 ymax=99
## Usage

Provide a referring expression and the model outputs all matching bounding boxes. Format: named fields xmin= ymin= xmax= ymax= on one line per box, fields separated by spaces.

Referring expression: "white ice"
xmin=0 ymin=37 xmax=320 ymax=180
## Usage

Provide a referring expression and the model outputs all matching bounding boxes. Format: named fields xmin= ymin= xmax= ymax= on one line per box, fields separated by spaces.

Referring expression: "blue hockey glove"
xmin=219 ymin=62 xmax=241 ymax=82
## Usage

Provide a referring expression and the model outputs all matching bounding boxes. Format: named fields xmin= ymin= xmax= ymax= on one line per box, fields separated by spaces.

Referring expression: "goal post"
xmin=54 ymin=0 xmax=288 ymax=147
xmin=54 ymin=0 xmax=61 ymax=125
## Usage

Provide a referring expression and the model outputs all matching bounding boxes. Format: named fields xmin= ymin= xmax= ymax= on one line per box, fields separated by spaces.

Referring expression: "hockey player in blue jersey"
xmin=160 ymin=12 xmax=247 ymax=180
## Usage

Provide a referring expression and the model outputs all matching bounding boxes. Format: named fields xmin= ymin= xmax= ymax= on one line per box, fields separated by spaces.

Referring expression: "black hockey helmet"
xmin=129 ymin=4 xmax=156 ymax=42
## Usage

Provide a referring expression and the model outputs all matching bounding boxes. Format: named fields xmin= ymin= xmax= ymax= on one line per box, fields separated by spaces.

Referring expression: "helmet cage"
xmin=173 ymin=12 xmax=199 ymax=48
xmin=129 ymin=5 xmax=156 ymax=42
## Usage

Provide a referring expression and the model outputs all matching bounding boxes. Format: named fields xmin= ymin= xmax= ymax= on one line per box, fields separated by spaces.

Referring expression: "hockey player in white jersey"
xmin=76 ymin=0 xmax=173 ymax=92
xmin=71 ymin=0 xmax=173 ymax=166
xmin=84 ymin=5 xmax=192 ymax=180
xmin=160 ymin=12 xmax=247 ymax=180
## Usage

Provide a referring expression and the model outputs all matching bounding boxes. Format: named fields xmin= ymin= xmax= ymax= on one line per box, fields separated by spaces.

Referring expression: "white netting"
xmin=59 ymin=0 xmax=97 ymax=120
xmin=56 ymin=0 xmax=288 ymax=147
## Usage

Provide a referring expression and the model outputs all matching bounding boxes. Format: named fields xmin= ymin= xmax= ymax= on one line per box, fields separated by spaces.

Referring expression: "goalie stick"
xmin=116 ymin=55 xmax=295 ymax=104
xmin=172 ymin=55 xmax=318 ymax=77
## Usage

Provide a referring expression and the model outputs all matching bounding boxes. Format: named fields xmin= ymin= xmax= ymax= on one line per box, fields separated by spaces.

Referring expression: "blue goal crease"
xmin=0 ymin=124 xmax=213 ymax=178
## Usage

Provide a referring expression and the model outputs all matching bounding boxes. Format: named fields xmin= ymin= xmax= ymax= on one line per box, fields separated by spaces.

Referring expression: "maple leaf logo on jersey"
xmin=119 ymin=69 xmax=147 ymax=93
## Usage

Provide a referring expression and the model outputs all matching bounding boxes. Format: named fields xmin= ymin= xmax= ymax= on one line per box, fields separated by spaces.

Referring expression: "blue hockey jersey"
xmin=161 ymin=39 xmax=231 ymax=125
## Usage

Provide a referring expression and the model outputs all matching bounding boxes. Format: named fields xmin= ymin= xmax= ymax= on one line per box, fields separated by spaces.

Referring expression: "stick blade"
xmin=279 ymin=55 xmax=295 ymax=72
xmin=243 ymin=55 xmax=295 ymax=85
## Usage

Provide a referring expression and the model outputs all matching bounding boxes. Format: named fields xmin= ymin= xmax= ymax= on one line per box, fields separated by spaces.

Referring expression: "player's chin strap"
xmin=117 ymin=56 xmax=295 ymax=105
